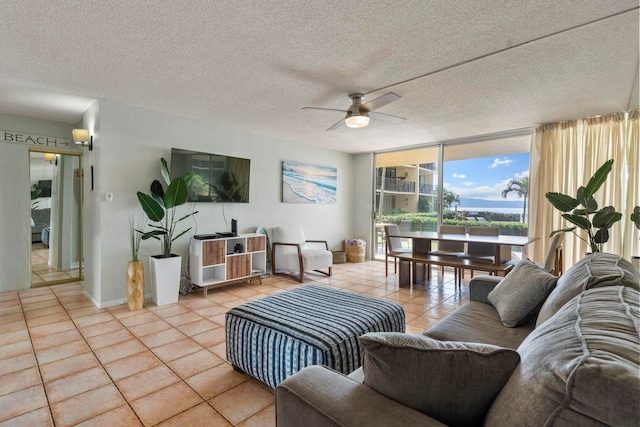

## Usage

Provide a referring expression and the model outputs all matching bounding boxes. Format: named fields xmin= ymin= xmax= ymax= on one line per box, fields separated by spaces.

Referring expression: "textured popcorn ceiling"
xmin=0 ymin=1 xmax=638 ymax=153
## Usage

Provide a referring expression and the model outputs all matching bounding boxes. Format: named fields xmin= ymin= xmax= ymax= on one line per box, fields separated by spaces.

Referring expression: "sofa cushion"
xmin=31 ymin=208 xmax=50 ymax=226
xmin=423 ymin=301 xmax=534 ymax=349
xmin=536 ymin=253 xmax=640 ymax=327
xmin=488 ymin=259 xmax=557 ymax=327
xmin=486 ymin=286 xmax=640 ymax=426
xmin=276 ymin=365 xmax=447 ymax=427
xmin=359 ymin=332 xmax=520 ymax=427
xmin=347 ymin=367 xmax=364 ymax=383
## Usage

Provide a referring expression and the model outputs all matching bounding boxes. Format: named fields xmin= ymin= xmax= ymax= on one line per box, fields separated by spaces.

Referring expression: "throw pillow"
xmin=488 ymin=259 xmax=557 ymax=327
xmin=359 ymin=332 xmax=520 ymax=427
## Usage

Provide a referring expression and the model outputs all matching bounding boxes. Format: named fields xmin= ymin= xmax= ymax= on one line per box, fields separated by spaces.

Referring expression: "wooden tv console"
xmin=189 ymin=233 xmax=267 ymax=296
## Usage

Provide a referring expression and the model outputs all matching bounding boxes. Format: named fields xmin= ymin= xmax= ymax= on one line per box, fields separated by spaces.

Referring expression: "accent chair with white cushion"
xmin=272 ymin=224 xmax=332 ymax=283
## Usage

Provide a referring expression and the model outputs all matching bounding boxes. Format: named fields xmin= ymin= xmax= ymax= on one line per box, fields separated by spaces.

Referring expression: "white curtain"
xmin=529 ymin=111 xmax=639 ymax=270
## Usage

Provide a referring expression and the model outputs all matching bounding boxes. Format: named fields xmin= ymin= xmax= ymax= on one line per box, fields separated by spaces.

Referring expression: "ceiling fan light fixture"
xmin=345 ymin=113 xmax=370 ymax=128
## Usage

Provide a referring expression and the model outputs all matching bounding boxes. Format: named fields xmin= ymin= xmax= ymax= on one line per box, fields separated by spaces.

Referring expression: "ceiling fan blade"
xmin=369 ymin=111 xmax=406 ymax=125
xmin=362 ymin=92 xmax=400 ymax=111
xmin=302 ymin=107 xmax=348 ymax=113
xmin=326 ymin=118 xmax=345 ymax=131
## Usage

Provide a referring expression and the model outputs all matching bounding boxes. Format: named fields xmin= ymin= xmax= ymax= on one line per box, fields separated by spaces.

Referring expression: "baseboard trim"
xmin=83 ymin=291 xmax=154 ymax=309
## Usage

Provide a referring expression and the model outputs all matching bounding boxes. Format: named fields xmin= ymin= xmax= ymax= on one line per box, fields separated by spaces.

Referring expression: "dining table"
xmin=387 ymin=231 xmax=538 ymax=287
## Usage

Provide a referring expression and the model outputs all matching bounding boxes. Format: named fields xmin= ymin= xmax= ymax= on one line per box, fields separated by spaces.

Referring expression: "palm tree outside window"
xmin=502 ymin=177 xmax=529 ymax=223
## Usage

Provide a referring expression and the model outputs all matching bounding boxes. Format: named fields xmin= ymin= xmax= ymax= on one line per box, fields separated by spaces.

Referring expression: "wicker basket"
xmin=332 ymin=251 xmax=346 ymax=264
xmin=345 ymin=245 xmax=365 ymax=263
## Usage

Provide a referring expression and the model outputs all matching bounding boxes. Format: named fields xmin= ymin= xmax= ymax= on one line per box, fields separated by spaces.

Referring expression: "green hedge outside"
xmin=380 ymin=213 xmax=528 ymax=236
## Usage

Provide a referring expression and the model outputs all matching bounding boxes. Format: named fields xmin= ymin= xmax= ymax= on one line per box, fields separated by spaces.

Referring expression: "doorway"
xmin=29 ymin=149 xmax=83 ymax=287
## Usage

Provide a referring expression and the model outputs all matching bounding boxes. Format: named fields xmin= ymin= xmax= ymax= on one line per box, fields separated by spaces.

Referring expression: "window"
xmin=373 ymin=134 xmax=530 ymax=259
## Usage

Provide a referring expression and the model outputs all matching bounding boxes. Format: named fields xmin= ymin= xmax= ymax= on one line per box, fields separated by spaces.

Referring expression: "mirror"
xmin=30 ymin=150 xmax=83 ymax=286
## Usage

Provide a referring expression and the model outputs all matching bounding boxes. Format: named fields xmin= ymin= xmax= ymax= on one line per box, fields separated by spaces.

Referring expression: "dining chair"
xmin=428 ymin=225 xmax=466 ymax=278
xmin=398 ymin=219 xmax=412 ymax=232
xmin=384 ymin=224 xmax=412 ymax=276
xmin=461 ymin=226 xmax=501 ymax=278
xmin=542 ymin=233 xmax=564 ymax=276
xmin=506 ymin=232 xmax=564 ymax=276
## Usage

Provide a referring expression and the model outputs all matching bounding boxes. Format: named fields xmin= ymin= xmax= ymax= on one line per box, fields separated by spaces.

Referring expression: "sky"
xmin=443 ymin=152 xmax=530 ymax=202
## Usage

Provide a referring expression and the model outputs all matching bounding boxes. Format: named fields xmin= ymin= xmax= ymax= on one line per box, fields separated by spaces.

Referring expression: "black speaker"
xmin=231 ymin=219 xmax=237 ymax=236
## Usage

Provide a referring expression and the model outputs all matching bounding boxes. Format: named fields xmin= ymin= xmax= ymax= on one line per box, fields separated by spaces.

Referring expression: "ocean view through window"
xmin=444 ymin=152 xmax=530 ymax=223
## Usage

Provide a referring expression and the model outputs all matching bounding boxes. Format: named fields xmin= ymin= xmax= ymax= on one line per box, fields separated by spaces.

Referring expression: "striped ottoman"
xmin=225 ymin=285 xmax=405 ymax=388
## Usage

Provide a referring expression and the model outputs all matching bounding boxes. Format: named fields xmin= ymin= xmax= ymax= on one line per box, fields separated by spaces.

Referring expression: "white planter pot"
xmin=149 ymin=255 xmax=181 ymax=306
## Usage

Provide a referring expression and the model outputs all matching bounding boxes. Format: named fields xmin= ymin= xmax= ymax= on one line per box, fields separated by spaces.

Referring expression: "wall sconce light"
xmin=72 ymin=129 xmax=93 ymax=150
xmin=44 ymin=153 xmax=58 ymax=166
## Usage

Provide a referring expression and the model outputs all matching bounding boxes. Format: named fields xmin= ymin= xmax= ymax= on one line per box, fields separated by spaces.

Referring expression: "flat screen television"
xmin=170 ymin=148 xmax=250 ymax=203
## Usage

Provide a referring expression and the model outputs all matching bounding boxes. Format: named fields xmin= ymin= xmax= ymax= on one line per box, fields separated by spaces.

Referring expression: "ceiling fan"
xmin=302 ymin=92 xmax=406 ymax=131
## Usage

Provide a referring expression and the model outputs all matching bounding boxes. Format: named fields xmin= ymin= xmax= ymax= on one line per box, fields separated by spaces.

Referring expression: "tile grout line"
xmin=57 ymin=290 xmax=150 ymax=427
xmin=100 ymin=300 xmax=238 ymax=425
xmin=20 ymin=285 xmax=140 ymax=426
xmin=8 ymin=263 xmax=468 ymax=426
xmin=116 ymin=306 xmax=233 ymax=426
xmin=141 ymin=296 xmax=268 ymax=426
xmin=18 ymin=287 xmax=57 ymax=426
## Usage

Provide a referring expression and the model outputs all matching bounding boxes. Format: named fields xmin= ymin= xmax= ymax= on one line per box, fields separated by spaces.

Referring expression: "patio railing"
xmin=376 ymin=177 xmax=416 ymax=193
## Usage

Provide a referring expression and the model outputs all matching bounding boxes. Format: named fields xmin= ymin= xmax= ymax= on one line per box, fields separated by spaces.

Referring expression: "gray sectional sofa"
xmin=276 ymin=253 xmax=640 ymax=426
xmin=31 ymin=208 xmax=50 ymax=243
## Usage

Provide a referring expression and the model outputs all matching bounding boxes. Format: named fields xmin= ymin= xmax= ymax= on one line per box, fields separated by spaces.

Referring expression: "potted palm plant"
xmin=546 ymin=159 xmax=638 ymax=253
xmin=137 ymin=158 xmax=198 ymax=306
xmin=126 ymin=214 xmax=146 ymax=310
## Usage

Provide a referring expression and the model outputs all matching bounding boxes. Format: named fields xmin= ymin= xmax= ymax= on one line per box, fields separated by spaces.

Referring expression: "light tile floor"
xmin=0 ymin=261 xmax=469 ymax=426
xmin=31 ymin=243 xmax=79 ymax=285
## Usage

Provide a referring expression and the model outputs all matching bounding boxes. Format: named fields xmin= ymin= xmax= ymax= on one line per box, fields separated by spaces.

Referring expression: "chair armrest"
xmin=272 ymin=242 xmax=303 ymax=257
xmin=271 ymin=242 xmax=305 ymax=280
xmin=272 ymin=242 xmax=302 ymax=249
xmin=306 ymin=240 xmax=329 ymax=250
xmin=276 ymin=366 xmax=446 ymax=427
xmin=469 ymin=275 xmax=503 ymax=304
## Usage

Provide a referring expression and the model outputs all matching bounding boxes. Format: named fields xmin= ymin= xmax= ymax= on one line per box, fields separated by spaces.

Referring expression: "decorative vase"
xmin=149 ymin=255 xmax=182 ymax=306
xmin=126 ymin=261 xmax=145 ymax=311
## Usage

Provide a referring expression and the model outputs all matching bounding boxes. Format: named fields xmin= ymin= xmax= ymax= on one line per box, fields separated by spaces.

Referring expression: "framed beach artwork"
xmin=282 ymin=161 xmax=337 ymax=204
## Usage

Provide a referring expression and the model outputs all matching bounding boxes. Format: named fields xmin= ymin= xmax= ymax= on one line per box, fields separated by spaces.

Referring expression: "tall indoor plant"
xmin=545 ymin=159 xmax=639 ymax=253
xmin=126 ymin=214 xmax=145 ymax=311
xmin=137 ymin=158 xmax=197 ymax=305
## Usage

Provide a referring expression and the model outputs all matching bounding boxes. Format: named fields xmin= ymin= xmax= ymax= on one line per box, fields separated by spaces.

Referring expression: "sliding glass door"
xmin=373 ymin=134 xmax=530 ymax=260
xmin=374 ymin=146 xmax=440 ymax=259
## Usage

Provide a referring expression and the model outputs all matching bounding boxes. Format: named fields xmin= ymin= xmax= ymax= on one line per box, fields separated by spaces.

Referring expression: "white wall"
xmin=0 ymin=143 xmax=30 ymax=289
xmin=0 ymin=114 xmax=76 ymax=292
xmin=84 ymin=100 xmax=356 ymax=307
xmin=82 ymin=102 xmax=101 ymax=305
